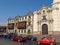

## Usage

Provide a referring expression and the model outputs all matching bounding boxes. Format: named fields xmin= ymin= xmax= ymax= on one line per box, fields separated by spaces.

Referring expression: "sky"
xmin=0 ymin=0 xmax=53 ymax=26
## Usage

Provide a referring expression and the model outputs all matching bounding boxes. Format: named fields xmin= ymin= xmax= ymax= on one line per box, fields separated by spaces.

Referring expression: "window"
xmin=21 ymin=30 xmax=23 ymax=33
xmin=25 ymin=17 xmax=26 ymax=19
xmin=15 ymin=23 xmax=17 ymax=26
xmin=22 ymin=17 xmax=24 ymax=20
xmin=19 ymin=18 xmax=21 ymax=20
xmin=28 ymin=22 xmax=31 ymax=26
xmin=19 ymin=30 xmax=20 ymax=33
xmin=48 ymin=10 xmax=51 ymax=13
xmin=29 ymin=16 xmax=31 ymax=18
xmin=56 ymin=7 xmax=59 ymax=10
xmin=24 ymin=30 xmax=26 ymax=33
xmin=43 ymin=10 xmax=45 ymax=13
xmin=21 ymin=18 xmax=22 ymax=20
xmin=15 ymin=30 xmax=17 ymax=33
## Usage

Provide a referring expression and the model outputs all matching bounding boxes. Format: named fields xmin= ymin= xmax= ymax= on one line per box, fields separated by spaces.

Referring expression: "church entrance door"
xmin=42 ymin=24 xmax=48 ymax=35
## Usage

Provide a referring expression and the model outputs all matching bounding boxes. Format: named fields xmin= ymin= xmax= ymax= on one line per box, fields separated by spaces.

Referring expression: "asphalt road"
xmin=0 ymin=37 xmax=60 ymax=45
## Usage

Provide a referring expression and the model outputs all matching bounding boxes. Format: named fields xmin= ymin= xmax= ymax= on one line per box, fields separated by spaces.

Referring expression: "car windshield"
xmin=47 ymin=37 xmax=52 ymax=40
xmin=42 ymin=37 xmax=52 ymax=40
xmin=27 ymin=35 xmax=33 ymax=37
xmin=17 ymin=36 xmax=22 ymax=38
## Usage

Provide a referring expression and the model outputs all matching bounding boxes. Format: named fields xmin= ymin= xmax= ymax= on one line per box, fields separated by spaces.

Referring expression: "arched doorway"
xmin=42 ymin=24 xmax=48 ymax=35
xmin=27 ymin=29 xmax=31 ymax=34
xmin=15 ymin=30 xmax=17 ymax=34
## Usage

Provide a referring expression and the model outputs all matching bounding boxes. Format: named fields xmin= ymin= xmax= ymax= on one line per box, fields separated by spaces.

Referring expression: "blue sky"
xmin=0 ymin=0 xmax=53 ymax=25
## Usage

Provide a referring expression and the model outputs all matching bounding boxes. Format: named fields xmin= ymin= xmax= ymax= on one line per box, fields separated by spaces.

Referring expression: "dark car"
xmin=24 ymin=35 xmax=37 ymax=41
xmin=3 ymin=33 xmax=14 ymax=39
xmin=0 ymin=33 xmax=3 ymax=37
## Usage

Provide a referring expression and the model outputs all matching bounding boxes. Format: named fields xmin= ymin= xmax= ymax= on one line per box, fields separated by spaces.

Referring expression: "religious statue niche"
xmin=42 ymin=15 xmax=47 ymax=22
xmin=42 ymin=16 xmax=47 ymax=20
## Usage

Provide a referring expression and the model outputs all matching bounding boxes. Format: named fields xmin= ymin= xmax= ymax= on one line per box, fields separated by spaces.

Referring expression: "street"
xmin=0 ymin=37 xmax=37 ymax=45
xmin=0 ymin=37 xmax=60 ymax=45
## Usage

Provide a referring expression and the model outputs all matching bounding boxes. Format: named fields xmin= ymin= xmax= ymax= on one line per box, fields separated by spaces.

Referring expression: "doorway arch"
xmin=15 ymin=30 xmax=17 ymax=34
xmin=27 ymin=29 xmax=31 ymax=34
xmin=42 ymin=24 xmax=48 ymax=35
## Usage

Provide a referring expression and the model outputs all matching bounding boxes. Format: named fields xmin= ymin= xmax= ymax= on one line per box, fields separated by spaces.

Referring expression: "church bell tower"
xmin=52 ymin=0 xmax=60 ymax=35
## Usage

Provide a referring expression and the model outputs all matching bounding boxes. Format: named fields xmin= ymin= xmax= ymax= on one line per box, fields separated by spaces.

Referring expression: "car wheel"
xmin=50 ymin=43 xmax=54 ymax=45
xmin=50 ymin=42 xmax=56 ymax=45
xmin=53 ymin=42 xmax=56 ymax=45
xmin=31 ymin=38 xmax=33 ymax=41
xmin=18 ymin=40 xmax=20 ymax=42
xmin=11 ymin=38 xmax=13 ymax=40
xmin=37 ymin=42 xmax=40 ymax=45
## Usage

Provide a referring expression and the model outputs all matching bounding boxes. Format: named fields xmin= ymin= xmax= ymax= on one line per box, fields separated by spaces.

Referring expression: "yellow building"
xmin=7 ymin=12 xmax=34 ymax=35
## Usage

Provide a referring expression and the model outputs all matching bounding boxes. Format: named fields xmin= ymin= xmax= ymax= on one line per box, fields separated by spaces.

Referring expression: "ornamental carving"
xmin=48 ymin=19 xmax=53 ymax=24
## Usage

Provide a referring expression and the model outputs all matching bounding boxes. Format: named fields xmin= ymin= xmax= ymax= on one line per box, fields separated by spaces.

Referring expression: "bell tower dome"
xmin=52 ymin=0 xmax=60 ymax=10
xmin=53 ymin=0 xmax=60 ymax=4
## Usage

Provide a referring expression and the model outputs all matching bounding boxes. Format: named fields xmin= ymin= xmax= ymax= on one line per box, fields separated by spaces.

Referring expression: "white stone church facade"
xmin=7 ymin=0 xmax=60 ymax=35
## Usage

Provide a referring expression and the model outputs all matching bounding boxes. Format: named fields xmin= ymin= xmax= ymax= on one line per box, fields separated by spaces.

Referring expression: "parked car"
xmin=0 ymin=32 xmax=3 ymax=37
xmin=3 ymin=33 xmax=8 ymax=37
xmin=3 ymin=33 xmax=14 ymax=39
xmin=24 ymin=35 xmax=37 ymax=41
xmin=11 ymin=35 xmax=26 ymax=42
xmin=37 ymin=35 xmax=56 ymax=45
xmin=0 ymin=33 xmax=7 ymax=37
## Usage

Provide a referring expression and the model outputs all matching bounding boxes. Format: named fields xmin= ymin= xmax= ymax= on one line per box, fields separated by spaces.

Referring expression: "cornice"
xmin=53 ymin=2 xmax=60 ymax=5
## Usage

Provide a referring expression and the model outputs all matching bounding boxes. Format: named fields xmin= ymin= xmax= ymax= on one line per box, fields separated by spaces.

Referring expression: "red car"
xmin=11 ymin=35 xmax=26 ymax=42
xmin=37 ymin=35 xmax=56 ymax=45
